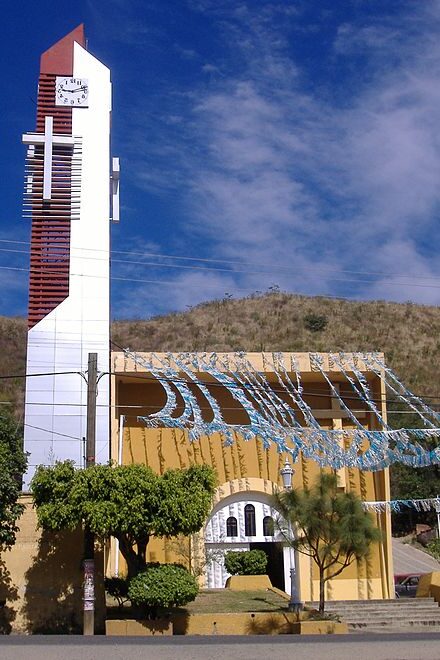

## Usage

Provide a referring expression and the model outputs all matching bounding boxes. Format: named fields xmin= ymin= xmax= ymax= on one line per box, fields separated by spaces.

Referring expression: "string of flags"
xmin=123 ymin=349 xmax=440 ymax=472
xmin=362 ymin=497 xmax=440 ymax=513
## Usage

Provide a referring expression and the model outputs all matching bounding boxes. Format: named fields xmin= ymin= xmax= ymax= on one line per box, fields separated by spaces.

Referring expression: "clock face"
xmin=55 ymin=76 xmax=89 ymax=107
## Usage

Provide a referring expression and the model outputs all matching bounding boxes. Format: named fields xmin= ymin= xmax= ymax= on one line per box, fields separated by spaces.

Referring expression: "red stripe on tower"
xmin=25 ymin=25 xmax=85 ymax=328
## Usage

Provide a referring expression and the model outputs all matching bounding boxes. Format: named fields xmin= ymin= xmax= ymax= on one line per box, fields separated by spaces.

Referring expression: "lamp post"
xmin=280 ymin=458 xmax=303 ymax=612
xmin=435 ymin=495 xmax=440 ymax=540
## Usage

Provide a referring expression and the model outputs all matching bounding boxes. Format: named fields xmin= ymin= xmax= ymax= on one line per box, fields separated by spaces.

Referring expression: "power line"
xmin=3 ymin=262 xmax=440 ymax=303
xmin=3 ymin=361 xmax=440 ymax=409
xmin=4 ymin=399 xmax=437 ymax=414
xmin=13 ymin=411 xmax=440 ymax=450
xmin=3 ymin=249 xmax=440 ymax=292
xmin=0 ymin=413 xmax=84 ymax=442
xmin=24 ymin=422 xmax=82 ymax=441
xmin=0 ymin=265 xmax=274 ymax=295
xmin=3 ymin=237 xmax=440 ymax=284
xmin=0 ymin=370 xmax=81 ymax=380
xmin=108 ymin=339 xmax=440 ymax=405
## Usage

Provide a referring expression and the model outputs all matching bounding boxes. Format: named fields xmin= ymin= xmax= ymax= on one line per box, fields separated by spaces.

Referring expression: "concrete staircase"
xmin=308 ymin=598 xmax=440 ymax=633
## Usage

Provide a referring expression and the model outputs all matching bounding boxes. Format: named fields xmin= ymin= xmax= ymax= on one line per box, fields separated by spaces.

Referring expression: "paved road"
xmin=2 ymin=634 xmax=440 ymax=660
xmin=393 ymin=537 xmax=440 ymax=574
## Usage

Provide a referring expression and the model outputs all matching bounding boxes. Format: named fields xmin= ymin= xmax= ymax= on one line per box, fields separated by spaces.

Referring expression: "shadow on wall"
xmin=0 ymin=557 xmax=19 ymax=634
xmin=23 ymin=529 xmax=84 ymax=633
xmin=21 ymin=528 xmax=104 ymax=634
xmin=22 ymin=529 xmax=105 ymax=634
xmin=245 ymin=612 xmax=295 ymax=635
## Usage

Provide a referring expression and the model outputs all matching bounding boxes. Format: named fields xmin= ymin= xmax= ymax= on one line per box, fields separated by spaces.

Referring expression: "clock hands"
xmin=55 ymin=76 xmax=89 ymax=107
xmin=59 ymin=86 xmax=88 ymax=93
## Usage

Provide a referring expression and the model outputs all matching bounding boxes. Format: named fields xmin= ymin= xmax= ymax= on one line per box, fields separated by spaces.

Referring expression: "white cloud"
xmin=114 ymin=1 xmax=440 ymax=314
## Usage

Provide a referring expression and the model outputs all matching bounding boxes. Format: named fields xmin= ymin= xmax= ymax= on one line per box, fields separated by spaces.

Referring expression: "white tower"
xmin=22 ymin=26 xmax=119 ymax=487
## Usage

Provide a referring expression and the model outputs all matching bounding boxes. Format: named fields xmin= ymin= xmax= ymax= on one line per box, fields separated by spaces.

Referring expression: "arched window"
xmin=226 ymin=516 xmax=238 ymax=537
xmin=244 ymin=504 xmax=256 ymax=536
xmin=263 ymin=516 xmax=274 ymax=536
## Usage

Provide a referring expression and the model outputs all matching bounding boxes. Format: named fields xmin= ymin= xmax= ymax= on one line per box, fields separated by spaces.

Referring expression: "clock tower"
xmin=22 ymin=26 xmax=119 ymax=487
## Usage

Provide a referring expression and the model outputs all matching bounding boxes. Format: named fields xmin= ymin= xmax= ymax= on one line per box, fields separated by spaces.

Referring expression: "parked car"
xmin=394 ymin=573 xmax=421 ymax=598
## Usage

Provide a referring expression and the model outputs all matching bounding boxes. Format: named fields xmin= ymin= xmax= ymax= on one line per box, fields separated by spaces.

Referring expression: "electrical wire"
xmin=0 ymin=265 xmax=287 ymax=296
xmin=0 ymin=371 xmax=81 ymax=380
xmin=109 ymin=338 xmax=440 ymax=405
xmin=0 ymin=258 xmax=435 ymax=310
xmin=4 ymin=400 xmax=436 ymax=414
xmin=2 ymin=238 xmax=440 ymax=283
xmin=2 ymin=363 xmax=440 ymax=408
xmin=2 ymin=252 xmax=440 ymax=292
xmin=24 ymin=422 xmax=82 ymax=441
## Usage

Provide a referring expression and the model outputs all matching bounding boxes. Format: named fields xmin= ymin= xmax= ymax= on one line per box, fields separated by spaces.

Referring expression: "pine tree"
xmin=274 ymin=472 xmax=381 ymax=613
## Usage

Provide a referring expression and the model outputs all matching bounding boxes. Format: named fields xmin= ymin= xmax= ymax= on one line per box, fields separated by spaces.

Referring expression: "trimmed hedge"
xmin=224 ymin=549 xmax=268 ymax=576
xmin=128 ymin=563 xmax=199 ymax=618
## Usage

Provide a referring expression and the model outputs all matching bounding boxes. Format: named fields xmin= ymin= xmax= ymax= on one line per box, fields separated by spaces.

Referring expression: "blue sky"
xmin=2 ymin=0 xmax=440 ymax=319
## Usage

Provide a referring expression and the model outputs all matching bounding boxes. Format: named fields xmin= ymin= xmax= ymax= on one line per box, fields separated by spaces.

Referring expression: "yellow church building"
xmin=108 ymin=350 xmax=395 ymax=602
xmin=7 ymin=347 xmax=439 ymax=632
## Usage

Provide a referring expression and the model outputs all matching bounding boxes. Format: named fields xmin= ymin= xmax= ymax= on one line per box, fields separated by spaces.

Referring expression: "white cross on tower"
xmin=22 ymin=116 xmax=75 ymax=201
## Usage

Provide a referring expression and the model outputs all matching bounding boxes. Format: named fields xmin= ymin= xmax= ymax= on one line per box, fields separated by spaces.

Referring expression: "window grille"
xmin=226 ymin=516 xmax=238 ymax=537
xmin=244 ymin=504 xmax=256 ymax=536
xmin=263 ymin=516 xmax=274 ymax=536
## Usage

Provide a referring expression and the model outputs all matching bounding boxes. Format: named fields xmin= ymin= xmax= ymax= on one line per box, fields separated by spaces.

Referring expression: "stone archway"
xmin=204 ymin=485 xmax=297 ymax=592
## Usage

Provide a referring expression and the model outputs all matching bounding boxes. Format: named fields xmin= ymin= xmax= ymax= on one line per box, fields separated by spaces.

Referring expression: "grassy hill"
xmin=112 ymin=292 xmax=440 ymax=402
xmin=2 ymin=292 xmax=440 ymax=416
xmin=0 ymin=316 xmax=27 ymax=415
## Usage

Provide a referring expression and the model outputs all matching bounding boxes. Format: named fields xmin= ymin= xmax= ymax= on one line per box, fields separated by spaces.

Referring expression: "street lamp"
xmin=280 ymin=458 xmax=303 ymax=613
xmin=435 ymin=495 xmax=440 ymax=540
xmin=280 ymin=458 xmax=294 ymax=490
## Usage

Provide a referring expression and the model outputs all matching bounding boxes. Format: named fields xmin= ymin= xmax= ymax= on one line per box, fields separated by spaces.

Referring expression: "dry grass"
xmin=0 ymin=315 xmax=27 ymax=414
xmin=174 ymin=589 xmax=288 ymax=614
xmin=112 ymin=292 xmax=440 ymax=399
xmin=106 ymin=588 xmax=289 ymax=620
xmin=3 ymin=291 xmax=440 ymax=417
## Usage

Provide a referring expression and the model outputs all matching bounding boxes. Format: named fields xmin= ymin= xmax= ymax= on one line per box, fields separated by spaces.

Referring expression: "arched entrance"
xmin=204 ymin=490 xmax=297 ymax=593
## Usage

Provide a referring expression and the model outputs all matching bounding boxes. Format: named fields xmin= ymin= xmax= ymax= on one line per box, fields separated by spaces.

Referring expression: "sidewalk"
xmin=392 ymin=537 xmax=440 ymax=574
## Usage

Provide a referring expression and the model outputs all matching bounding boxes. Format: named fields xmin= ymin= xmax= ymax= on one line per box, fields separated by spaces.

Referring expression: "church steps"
xmin=307 ymin=598 xmax=440 ymax=633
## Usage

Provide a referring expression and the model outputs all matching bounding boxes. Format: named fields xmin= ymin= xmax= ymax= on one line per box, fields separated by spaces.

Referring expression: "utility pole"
xmin=83 ymin=352 xmax=97 ymax=636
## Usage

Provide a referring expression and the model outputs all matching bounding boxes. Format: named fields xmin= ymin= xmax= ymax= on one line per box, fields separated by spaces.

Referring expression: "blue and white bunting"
xmin=123 ymin=350 xmax=440 ymax=472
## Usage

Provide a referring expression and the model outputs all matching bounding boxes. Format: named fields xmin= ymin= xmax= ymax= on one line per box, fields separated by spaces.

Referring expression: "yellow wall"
xmin=0 ymin=496 xmax=105 ymax=634
xmin=109 ymin=352 xmax=394 ymax=601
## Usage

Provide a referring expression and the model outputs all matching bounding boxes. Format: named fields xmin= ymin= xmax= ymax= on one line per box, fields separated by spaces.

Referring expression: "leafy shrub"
xmin=224 ymin=549 xmax=268 ymax=576
xmin=128 ymin=563 xmax=199 ymax=619
xmin=304 ymin=313 xmax=328 ymax=332
xmin=427 ymin=538 xmax=440 ymax=560
xmin=104 ymin=576 xmax=130 ymax=609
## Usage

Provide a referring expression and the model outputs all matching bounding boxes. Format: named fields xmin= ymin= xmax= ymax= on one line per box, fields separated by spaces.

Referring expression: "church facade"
xmin=109 ymin=350 xmax=395 ymax=602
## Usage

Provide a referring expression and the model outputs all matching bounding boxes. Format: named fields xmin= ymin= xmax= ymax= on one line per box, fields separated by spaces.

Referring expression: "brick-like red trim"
xmin=40 ymin=25 xmax=85 ymax=75
xmin=27 ymin=27 xmax=86 ymax=328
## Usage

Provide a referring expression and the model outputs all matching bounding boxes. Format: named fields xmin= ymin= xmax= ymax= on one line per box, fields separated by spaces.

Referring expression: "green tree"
xmin=388 ymin=408 xmax=440 ymax=533
xmin=0 ymin=413 xmax=27 ymax=550
xmin=273 ymin=472 xmax=381 ymax=613
xmin=31 ymin=462 xmax=216 ymax=578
